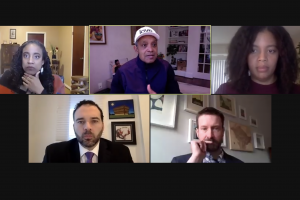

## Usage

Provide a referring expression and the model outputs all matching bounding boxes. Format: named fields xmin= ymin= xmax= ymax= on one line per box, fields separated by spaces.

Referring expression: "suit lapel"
xmin=70 ymin=139 xmax=81 ymax=163
xmin=98 ymin=138 xmax=111 ymax=163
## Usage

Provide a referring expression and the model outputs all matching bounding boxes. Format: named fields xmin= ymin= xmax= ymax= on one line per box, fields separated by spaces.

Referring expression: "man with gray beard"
xmin=42 ymin=100 xmax=133 ymax=163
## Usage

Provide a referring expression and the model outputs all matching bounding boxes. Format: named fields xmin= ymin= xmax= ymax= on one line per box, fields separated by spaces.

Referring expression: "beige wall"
xmin=58 ymin=26 xmax=73 ymax=86
xmin=58 ymin=26 xmax=89 ymax=87
xmin=138 ymin=95 xmax=150 ymax=162
xmin=0 ymin=26 xmax=60 ymax=51
xmin=84 ymin=26 xmax=89 ymax=76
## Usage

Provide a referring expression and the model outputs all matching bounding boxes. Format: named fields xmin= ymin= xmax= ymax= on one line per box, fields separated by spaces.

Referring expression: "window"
xmin=56 ymin=95 xmax=100 ymax=141
xmin=211 ymin=59 xmax=227 ymax=94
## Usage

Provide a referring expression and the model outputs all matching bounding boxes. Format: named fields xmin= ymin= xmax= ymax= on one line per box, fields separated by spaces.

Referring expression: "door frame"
xmin=26 ymin=32 xmax=47 ymax=45
xmin=70 ymin=26 xmax=86 ymax=77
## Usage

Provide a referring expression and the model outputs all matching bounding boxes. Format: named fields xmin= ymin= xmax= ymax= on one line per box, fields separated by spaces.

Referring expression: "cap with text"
xmin=134 ymin=27 xmax=160 ymax=44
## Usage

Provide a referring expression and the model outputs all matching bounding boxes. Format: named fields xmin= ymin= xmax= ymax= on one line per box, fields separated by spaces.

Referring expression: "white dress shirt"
xmin=78 ymin=140 xmax=100 ymax=163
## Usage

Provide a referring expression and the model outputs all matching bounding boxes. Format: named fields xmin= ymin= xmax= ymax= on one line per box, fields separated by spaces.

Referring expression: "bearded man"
xmin=42 ymin=100 xmax=133 ymax=163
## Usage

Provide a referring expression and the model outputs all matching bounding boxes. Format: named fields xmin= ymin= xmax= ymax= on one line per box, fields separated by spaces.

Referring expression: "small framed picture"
xmin=111 ymin=121 xmax=136 ymax=145
xmin=10 ymin=29 xmax=16 ymax=39
xmin=108 ymin=99 xmax=135 ymax=119
xmin=90 ymin=26 xmax=106 ymax=44
xmin=249 ymin=116 xmax=258 ymax=127
xmin=238 ymin=105 xmax=247 ymax=120
xmin=253 ymin=133 xmax=265 ymax=149
xmin=213 ymin=95 xmax=236 ymax=117
xmin=188 ymin=119 xmax=198 ymax=142
xmin=221 ymin=130 xmax=226 ymax=147
xmin=184 ymin=95 xmax=209 ymax=114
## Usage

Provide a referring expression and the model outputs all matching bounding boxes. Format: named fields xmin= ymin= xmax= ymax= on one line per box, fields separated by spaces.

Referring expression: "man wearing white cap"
xmin=110 ymin=26 xmax=181 ymax=94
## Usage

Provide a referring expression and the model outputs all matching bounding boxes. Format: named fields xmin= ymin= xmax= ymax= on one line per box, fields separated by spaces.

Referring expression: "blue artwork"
xmin=108 ymin=99 xmax=135 ymax=119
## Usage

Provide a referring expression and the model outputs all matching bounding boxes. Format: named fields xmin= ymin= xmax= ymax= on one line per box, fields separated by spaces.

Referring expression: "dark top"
xmin=215 ymin=79 xmax=300 ymax=94
xmin=42 ymin=138 xmax=133 ymax=163
xmin=110 ymin=55 xmax=181 ymax=94
xmin=115 ymin=66 xmax=120 ymax=74
xmin=171 ymin=152 xmax=244 ymax=163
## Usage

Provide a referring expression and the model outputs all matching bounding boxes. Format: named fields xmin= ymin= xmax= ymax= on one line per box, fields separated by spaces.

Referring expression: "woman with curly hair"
xmin=0 ymin=40 xmax=65 ymax=94
xmin=215 ymin=26 xmax=300 ymax=94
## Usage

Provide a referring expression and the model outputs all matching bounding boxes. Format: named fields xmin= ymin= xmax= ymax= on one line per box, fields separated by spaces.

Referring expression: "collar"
xmin=78 ymin=139 xmax=100 ymax=158
xmin=206 ymin=148 xmax=224 ymax=159
xmin=136 ymin=55 xmax=159 ymax=69
xmin=136 ymin=55 xmax=161 ymax=84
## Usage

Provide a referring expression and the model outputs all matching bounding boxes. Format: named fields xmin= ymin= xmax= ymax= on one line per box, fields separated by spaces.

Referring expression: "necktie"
xmin=85 ymin=152 xmax=94 ymax=163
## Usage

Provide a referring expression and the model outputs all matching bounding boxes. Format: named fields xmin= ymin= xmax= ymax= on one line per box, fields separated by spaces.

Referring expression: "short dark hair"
xmin=73 ymin=100 xmax=104 ymax=122
xmin=196 ymin=107 xmax=224 ymax=128
xmin=115 ymin=59 xmax=119 ymax=64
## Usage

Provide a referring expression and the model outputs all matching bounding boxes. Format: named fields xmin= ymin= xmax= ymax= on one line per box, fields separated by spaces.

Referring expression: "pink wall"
xmin=90 ymin=26 xmax=158 ymax=93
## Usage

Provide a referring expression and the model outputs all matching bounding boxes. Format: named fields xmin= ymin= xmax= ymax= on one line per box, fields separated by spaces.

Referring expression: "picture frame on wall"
xmin=249 ymin=116 xmax=258 ymax=127
xmin=10 ymin=29 xmax=16 ymax=39
xmin=238 ymin=105 xmax=247 ymax=120
xmin=150 ymin=95 xmax=177 ymax=128
xmin=108 ymin=99 xmax=135 ymax=119
xmin=188 ymin=119 xmax=198 ymax=142
xmin=221 ymin=130 xmax=227 ymax=147
xmin=184 ymin=95 xmax=209 ymax=114
xmin=253 ymin=133 xmax=265 ymax=149
xmin=214 ymin=95 xmax=236 ymax=117
xmin=90 ymin=26 xmax=106 ymax=44
xmin=228 ymin=120 xmax=253 ymax=152
xmin=111 ymin=121 xmax=136 ymax=145
xmin=131 ymin=26 xmax=144 ymax=45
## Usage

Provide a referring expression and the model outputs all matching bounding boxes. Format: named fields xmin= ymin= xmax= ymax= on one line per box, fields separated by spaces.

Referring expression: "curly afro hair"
xmin=10 ymin=40 xmax=54 ymax=94
xmin=226 ymin=26 xmax=298 ymax=94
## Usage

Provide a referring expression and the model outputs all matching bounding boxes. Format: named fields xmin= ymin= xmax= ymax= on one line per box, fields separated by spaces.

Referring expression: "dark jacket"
xmin=42 ymin=138 xmax=133 ymax=163
xmin=171 ymin=151 xmax=244 ymax=163
xmin=110 ymin=56 xmax=181 ymax=94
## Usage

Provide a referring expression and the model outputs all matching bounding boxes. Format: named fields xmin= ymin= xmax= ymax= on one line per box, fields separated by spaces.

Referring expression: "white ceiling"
xmin=212 ymin=26 xmax=300 ymax=44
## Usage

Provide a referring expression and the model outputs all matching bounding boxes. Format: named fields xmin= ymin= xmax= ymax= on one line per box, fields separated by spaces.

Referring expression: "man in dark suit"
xmin=43 ymin=100 xmax=133 ymax=163
xmin=171 ymin=107 xmax=243 ymax=163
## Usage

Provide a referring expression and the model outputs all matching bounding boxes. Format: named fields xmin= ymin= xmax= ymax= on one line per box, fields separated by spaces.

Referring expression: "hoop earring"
xmin=40 ymin=67 xmax=44 ymax=74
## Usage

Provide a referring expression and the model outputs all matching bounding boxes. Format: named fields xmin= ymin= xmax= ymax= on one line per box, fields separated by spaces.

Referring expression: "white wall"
xmin=151 ymin=95 xmax=271 ymax=163
xmin=89 ymin=26 xmax=158 ymax=93
xmin=28 ymin=95 xmax=149 ymax=163
xmin=212 ymin=44 xmax=229 ymax=55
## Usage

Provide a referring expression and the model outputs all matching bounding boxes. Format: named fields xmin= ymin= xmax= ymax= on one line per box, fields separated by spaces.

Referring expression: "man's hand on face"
xmin=187 ymin=140 xmax=212 ymax=163
xmin=147 ymin=84 xmax=157 ymax=94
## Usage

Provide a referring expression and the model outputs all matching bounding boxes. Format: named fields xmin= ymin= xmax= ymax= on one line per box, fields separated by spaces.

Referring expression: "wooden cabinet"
xmin=1 ymin=44 xmax=20 ymax=74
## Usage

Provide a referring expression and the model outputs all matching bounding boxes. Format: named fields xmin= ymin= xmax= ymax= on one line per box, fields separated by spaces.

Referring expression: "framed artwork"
xmin=131 ymin=26 xmax=144 ymax=45
xmin=10 ymin=29 xmax=16 ymax=39
xmin=214 ymin=95 xmax=236 ymax=117
xmin=90 ymin=26 xmax=106 ymax=44
xmin=188 ymin=119 xmax=198 ymax=142
xmin=111 ymin=121 xmax=136 ymax=145
xmin=253 ymin=133 xmax=265 ymax=149
xmin=108 ymin=99 xmax=135 ymax=119
xmin=150 ymin=95 xmax=177 ymax=128
xmin=221 ymin=130 xmax=227 ymax=147
xmin=238 ymin=105 xmax=247 ymax=120
xmin=249 ymin=116 xmax=258 ymax=127
xmin=184 ymin=95 xmax=209 ymax=114
xmin=228 ymin=120 xmax=253 ymax=152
